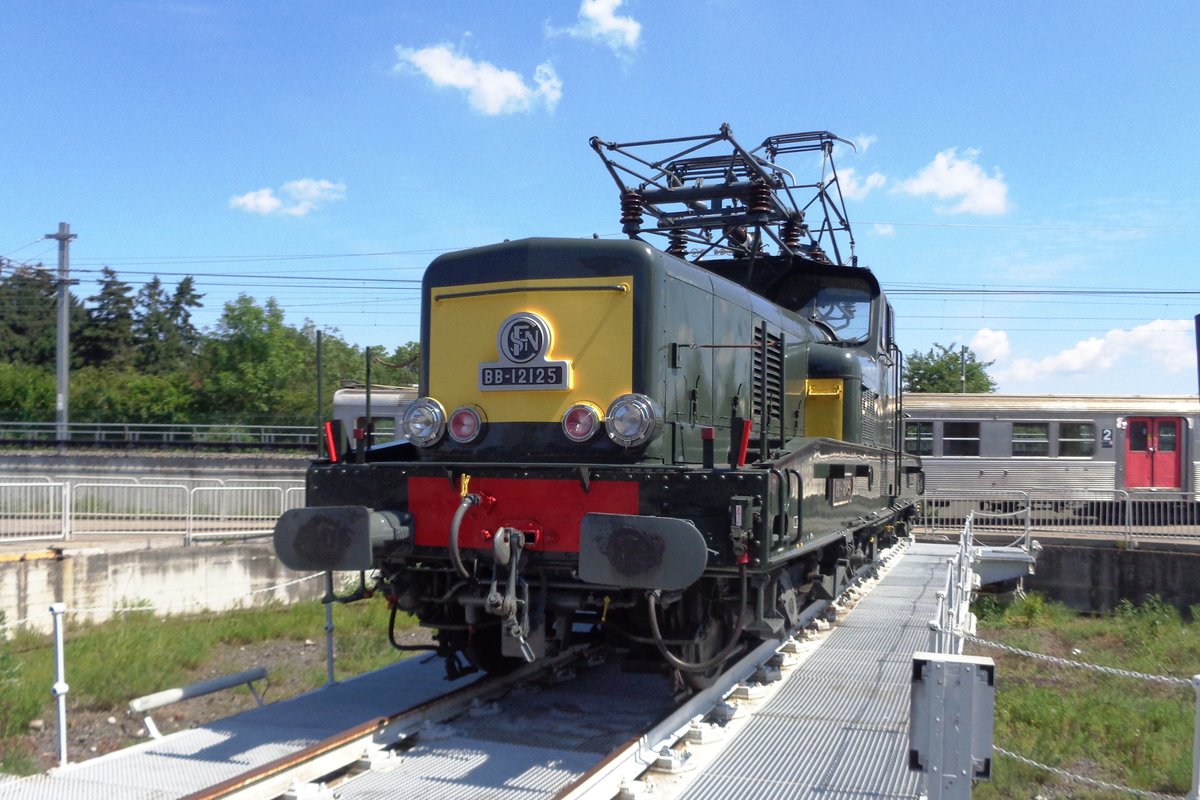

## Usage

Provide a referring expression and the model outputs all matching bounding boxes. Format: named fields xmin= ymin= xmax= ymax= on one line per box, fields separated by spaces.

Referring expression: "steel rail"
xmin=557 ymin=636 xmax=788 ymax=800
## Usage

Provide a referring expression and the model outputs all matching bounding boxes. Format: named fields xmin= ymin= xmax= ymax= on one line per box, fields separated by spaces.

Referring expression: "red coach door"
xmin=1124 ymin=417 xmax=1183 ymax=489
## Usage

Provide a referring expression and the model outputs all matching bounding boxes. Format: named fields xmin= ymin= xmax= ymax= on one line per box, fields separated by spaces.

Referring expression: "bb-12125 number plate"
xmin=480 ymin=364 xmax=567 ymax=390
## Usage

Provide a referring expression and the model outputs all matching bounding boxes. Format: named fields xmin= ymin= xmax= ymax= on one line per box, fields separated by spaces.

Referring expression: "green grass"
xmin=0 ymin=599 xmax=412 ymax=774
xmin=972 ymin=594 xmax=1199 ymax=798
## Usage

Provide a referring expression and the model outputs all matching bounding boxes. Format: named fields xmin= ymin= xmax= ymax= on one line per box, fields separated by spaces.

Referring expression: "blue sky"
xmin=4 ymin=1 xmax=1198 ymax=395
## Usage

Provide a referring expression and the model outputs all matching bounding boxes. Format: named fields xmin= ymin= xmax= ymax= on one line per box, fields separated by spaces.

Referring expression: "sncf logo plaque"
xmin=500 ymin=316 xmax=543 ymax=363
xmin=479 ymin=312 xmax=571 ymax=391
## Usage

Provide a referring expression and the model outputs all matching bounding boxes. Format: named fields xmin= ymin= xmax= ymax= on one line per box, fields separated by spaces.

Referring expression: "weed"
xmin=972 ymin=594 xmax=1197 ymax=797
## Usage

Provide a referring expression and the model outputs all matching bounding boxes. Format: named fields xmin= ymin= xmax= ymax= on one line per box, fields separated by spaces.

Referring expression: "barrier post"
xmin=932 ymin=590 xmax=946 ymax=653
xmin=49 ymin=602 xmax=69 ymax=768
xmin=1123 ymin=492 xmax=1133 ymax=547
xmin=1021 ymin=491 xmax=1031 ymax=553
xmin=62 ymin=483 xmax=72 ymax=542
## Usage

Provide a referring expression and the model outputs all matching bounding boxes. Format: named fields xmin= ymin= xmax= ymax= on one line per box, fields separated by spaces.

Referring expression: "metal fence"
xmin=0 ymin=482 xmax=68 ymax=542
xmin=917 ymin=489 xmax=1200 ymax=545
xmin=0 ymin=420 xmax=317 ymax=449
xmin=0 ymin=480 xmax=305 ymax=544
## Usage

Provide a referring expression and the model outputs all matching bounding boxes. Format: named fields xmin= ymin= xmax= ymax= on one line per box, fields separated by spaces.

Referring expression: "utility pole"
xmin=44 ymin=222 xmax=77 ymax=451
xmin=960 ymin=345 xmax=967 ymax=394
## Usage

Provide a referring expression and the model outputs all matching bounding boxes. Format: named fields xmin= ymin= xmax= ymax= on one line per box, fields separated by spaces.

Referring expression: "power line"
xmin=889 ymin=287 xmax=1199 ymax=297
xmin=68 ymin=266 xmax=422 ymax=284
xmin=858 ymin=220 xmax=1198 ymax=234
xmin=3 ymin=238 xmax=49 ymax=258
xmin=69 ymin=247 xmax=455 ymax=266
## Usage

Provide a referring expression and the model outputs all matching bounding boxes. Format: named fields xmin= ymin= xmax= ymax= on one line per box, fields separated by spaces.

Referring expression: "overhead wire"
xmin=6 ymin=239 xmax=1196 ymax=342
xmin=3 ymin=238 xmax=49 ymax=258
xmin=857 ymin=219 xmax=1198 ymax=234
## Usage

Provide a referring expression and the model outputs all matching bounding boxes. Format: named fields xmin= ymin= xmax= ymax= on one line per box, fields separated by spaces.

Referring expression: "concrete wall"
xmin=1021 ymin=539 xmax=1200 ymax=617
xmin=2 ymin=543 xmax=325 ymax=636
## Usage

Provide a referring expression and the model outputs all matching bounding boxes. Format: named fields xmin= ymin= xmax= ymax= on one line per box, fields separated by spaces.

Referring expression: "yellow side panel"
xmin=805 ymin=378 xmax=844 ymax=439
xmin=428 ymin=276 xmax=634 ymax=423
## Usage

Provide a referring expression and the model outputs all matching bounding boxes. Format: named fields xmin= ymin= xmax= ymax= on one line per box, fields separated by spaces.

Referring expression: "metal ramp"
xmin=0 ymin=656 xmax=480 ymax=800
xmin=674 ymin=543 xmax=954 ymax=799
xmin=975 ymin=543 xmax=1040 ymax=586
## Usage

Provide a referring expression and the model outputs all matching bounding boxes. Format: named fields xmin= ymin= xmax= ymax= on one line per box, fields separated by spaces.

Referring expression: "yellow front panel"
xmin=428 ymin=276 xmax=634 ymax=423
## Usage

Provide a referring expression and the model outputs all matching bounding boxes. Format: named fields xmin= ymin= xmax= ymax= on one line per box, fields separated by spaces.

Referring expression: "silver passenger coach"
xmin=903 ymin=393 xmax=1199 ymax=494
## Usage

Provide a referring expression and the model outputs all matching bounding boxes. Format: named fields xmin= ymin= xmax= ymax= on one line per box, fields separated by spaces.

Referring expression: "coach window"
xmin=1012 ymin=422 xmax=1050 ymax=457
xmin=1128 ymin=421 xmax=1149 ymax=451
xmin=1158 ymin=421 xmax=1177 ymax=451
xmin=1058 ymin=422 xmax=1096 ymax=457
xmin=904 ymin=421 xmax=933 ymax=455
xmin=943 ymin=421 xmax=981 ymax=456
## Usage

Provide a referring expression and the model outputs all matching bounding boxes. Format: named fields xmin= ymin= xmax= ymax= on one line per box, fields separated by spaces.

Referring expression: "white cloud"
xmin=230 ymin=178 xmax=346 ymax=217
xmin=969 ymin=328 xmax=1010 ymax=362
xmin=551 ymin=0 xmax=641 ymax=54
xmin=853 ymin=134 xmax=878 ymax=153
xmin=996 ymin=320 xmax=1195 ymax=383
xmin=395 ymin=44 xmax=561 ymax=115
xmin=895 ymin=148 xmax=1010 ymax=215
xmin=229 ymin=188 xmax=282 ymax=215
xmin=839 ymin=167 xmax=886 ymax=201
xmin=873 ymin=223 xmax=895 ymax=236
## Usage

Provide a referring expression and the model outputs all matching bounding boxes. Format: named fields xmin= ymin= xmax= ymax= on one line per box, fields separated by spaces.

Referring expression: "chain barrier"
xmin=993 ymin=746 xmax=1186 ymax=800
xmin=962 ymin=631 xmax=1193 ymax=688
xmin=936 ymin=515 xmax=1200 ymax=796
xmin=939 ymin=518 xmax=1199 ymax=799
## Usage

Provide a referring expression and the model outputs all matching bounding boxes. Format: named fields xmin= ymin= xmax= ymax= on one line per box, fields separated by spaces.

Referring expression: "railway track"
xmin=180 ymin=642 xmax=610 ymax=800
xmin=176 ymin=546 xmax=903 ymax=800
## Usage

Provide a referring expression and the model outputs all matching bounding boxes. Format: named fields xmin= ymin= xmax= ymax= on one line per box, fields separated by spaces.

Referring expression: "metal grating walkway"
xmin=0 ymin=654 xmax=481 ymax=800
xmin=675 ymin=542 xmax=953 ymax=799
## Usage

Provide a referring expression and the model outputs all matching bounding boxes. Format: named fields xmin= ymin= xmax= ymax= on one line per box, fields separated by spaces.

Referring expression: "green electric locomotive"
xmin=274 ymin=126 xmax=923 ymax=682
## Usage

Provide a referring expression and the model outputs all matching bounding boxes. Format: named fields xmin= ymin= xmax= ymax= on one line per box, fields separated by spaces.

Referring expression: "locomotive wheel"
xmin=680 ymin=613 xmax=729 ymax=689
xmin=464 ymin=639 xmax=520 ymax=676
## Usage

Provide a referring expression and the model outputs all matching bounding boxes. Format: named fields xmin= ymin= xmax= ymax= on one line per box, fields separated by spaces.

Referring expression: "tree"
xmin=168 ymin=276 xmax=204 ymax=360
xmin=380 ymin=341 xmax=420 ymax=385
xmin=903 ymin=343 xmax=996 ymax=393
xmin=0 ymin=261 xmax=86 ymax=366
xmin=79 ymin=266 xmax=136 ymax=368
xmin=0 ymin=363 xmax=55 ymax=420
xmin=133 ymin=277 xmax=178 ymax=373
xmin=198 ymin=294 xmax=315 ymax=422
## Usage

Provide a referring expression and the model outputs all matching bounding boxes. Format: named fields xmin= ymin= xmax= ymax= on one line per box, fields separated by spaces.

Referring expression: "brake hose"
xmin=449 ymin=493 xmax=481 ymax=579
xmin=646 ymin=565 xmax=748 ymax=673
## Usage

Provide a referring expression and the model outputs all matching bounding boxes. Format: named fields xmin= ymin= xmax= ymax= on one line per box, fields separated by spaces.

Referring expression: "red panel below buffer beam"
xmin=409 ymin=476 xmax=639 ymax=552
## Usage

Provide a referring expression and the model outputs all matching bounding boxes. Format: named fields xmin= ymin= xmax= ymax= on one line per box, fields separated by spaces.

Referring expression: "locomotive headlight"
xmin=402 ymin=397 xmax=446 ymax=447
xmin=604 ymin=394 xmax=662 ymax=448
xmin=448 ymin=405 xmax=485 ymax=443
xmin=562 ymin=402 xmax=603 ymax=443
